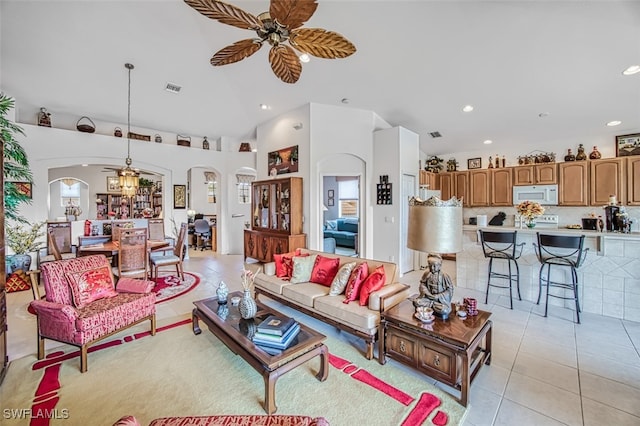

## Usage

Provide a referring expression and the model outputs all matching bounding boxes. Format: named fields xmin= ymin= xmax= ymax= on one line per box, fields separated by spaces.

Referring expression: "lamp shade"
xmin=407 ymin=196 xmax=463 ymax=254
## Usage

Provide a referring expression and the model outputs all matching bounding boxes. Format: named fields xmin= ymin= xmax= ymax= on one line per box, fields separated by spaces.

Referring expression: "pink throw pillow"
xmin=309 ymin=255 xmax=341 ymax=286
xmin=66 ymin=265 xmax=118 ymax=308
xmin=343 ymin=262 xmax=369 ymax=304
xmin=274 ymin=248 xmax=303 ymax=278
xmin=358 ymin=265 xmax=386 ymax=306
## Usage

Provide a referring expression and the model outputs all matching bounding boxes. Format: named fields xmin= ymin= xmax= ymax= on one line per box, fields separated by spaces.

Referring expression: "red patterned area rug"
xmin=0 ymin=318 xmax=466 ymax=425
xmin=153 ymin=272 xmax=200 ymax=303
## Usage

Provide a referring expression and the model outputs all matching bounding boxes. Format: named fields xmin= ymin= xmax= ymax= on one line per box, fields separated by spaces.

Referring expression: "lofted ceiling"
xmin=1 ymin=0 xmax=639 ymax=156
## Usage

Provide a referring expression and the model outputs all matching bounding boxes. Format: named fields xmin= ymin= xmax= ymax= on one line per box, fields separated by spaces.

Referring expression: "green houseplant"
xmin=5 ymin=220 xmax=45 ymax=273
xmin=1 ymin=93 xmax=33 ymax=222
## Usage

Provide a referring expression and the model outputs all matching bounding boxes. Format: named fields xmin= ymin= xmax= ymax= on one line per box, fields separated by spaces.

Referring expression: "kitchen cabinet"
xmin=513 ymin=163 xmax=557 ymax=185
xmin=559 ymin=162 xmax=588 ymax=206
xmin=419 ymin=170 xmax=438 ymax=190
xmin=469 ymin=170 xmax=490 ymax=207
xmin=491 ymin=168 xmax=512 ymax=206
xmin=437 ymin=172 xmax=468 ymax=205
xmin=590 ymin=158 xmax=625 ymax=206
xmin=244 ymin=176 xmax=306 ymax=262
xmin=626 ymin=156 xmax=640 ymax=206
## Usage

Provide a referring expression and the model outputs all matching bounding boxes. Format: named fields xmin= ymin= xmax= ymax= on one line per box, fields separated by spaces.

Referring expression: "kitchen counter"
xmin=457 ymin=225 xmax=640 ymax=322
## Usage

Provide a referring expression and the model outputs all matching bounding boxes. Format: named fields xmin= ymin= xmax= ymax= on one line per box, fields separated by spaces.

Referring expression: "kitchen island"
xmin=457 ymin=225 xmax=640 ymax=322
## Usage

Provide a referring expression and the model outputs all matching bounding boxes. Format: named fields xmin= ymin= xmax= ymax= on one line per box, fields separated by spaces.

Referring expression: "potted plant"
xmin=5 ymin=220 xmax=45 ymax=274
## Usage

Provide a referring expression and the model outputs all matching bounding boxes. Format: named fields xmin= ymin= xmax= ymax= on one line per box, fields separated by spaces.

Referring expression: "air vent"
xmin=165 ymin=82 xmax=181 ymax=93
xmin=429 ymin=131 xmax=442 ymax=138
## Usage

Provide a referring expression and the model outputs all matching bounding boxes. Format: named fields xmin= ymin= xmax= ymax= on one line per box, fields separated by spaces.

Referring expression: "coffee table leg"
xmin=192 ymin=309 xmax=202 ymax=335
xmin=316 ymin=344 xmax=329 ymax=382
xmin=485 ymin=322 xmax=492 ymax=365
xmin=264 ymin=372 xmax=278 ymax=415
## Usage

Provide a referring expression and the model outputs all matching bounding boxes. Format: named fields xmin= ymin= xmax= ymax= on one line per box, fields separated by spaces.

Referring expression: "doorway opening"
xmin=322 ymin=176 xmax=360 ymax=257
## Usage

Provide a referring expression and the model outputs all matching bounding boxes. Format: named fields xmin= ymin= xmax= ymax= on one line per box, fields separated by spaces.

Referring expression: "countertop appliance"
xmin=512 ymin=184 xmax=558 ymax=206
xmin=581 ymin=218 xmax=598 ymax=231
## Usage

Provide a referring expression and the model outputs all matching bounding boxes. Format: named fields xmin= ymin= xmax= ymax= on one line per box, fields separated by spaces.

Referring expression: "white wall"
xmin=15 ymin=124 xmax=255 ymax=254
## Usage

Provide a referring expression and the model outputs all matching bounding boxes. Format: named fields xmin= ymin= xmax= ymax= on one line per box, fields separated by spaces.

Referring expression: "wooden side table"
xmin=378 ymin=298 xmax=492 ymax=406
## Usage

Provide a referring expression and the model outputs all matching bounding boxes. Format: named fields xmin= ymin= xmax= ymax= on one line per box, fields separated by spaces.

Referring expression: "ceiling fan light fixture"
xmin=483 ymin=140 xmax=493 ymax=145
xmin=260 ymin=103 xmax=270 ymax=110
xmin=462 ymin=105 xmax=474 ymax=112
xmin=607 ymin=120 xmax=622 ymax=126
xmin=299 ymin=53 xmax=310 ymax=63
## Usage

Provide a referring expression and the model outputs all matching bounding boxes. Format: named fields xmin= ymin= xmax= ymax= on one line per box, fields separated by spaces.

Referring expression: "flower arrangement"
xmin=5 ymin=220 xmax=45 ymax=255
xmin=240 ymin=267 xmax=260 ymax=291
xmin=516 ymin=200 xmax=545 ymax=219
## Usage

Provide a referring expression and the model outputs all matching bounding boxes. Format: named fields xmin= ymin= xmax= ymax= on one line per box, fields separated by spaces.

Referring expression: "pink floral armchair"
xmin=29 ymin=255 xmax=156 ymax=372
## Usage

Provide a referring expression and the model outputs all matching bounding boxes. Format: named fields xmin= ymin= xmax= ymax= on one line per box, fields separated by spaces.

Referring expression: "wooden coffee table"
xmin=378 ymin=298 xmax=492 ymax=406
xmin=192 ymin=292 xmax=328 ymax=414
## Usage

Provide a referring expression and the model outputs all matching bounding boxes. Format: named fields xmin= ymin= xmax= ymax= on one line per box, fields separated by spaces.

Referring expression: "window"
xmin=207 ymin=182 xmax=217 ymax=203
xmin=236 ymin=173 xmax=255 ymax=204
xmin=60 ymin=181 xmax=80 ymax=207
xmin=338 ymin=178 xmax=359 ymax=218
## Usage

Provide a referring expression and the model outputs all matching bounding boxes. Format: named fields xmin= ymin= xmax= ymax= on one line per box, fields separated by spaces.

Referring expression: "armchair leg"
xmin=151 ymin=314 xmax=156 ymax=336
xmin=80 ymin=345 xmax=88 ymax=373
xmin=37 ymin=334 xmax=45 ymax=360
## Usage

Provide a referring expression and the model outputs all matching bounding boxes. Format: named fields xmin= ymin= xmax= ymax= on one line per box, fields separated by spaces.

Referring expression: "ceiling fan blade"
xmin=184 ymin=0 xmax=260 ymax=30
xmin=210 ymin=39 xmax=263 ymax=66
xmin=269 ymin=45 xmax=302 ymax=84
xmin=269 ymin=0 xmax=318 ymax=30
xmin=290 ymin=28 xmax=356 ymax=59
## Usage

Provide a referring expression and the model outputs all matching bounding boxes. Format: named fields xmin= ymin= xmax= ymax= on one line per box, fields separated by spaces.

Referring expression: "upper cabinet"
xmin=627 ymin=157 xmax=640 ymax=206
xmin=437 ymin=171 xmax=468 ymax=205
xmin=491 ymin=168 xmax=513 ymax=206
xmin=513 ymin=164 xmax=557 ymax=185
xmin=469 ymin=170 xmax=491 ymax=207
xmin=590 ymin=158 xmax=626 ymax=206
xmin=438 ymin=173 xmax=453 ymax=201
xmin=419 ymin=170 xmax=438 ymax=190
xmin=559 ymin=162 xmax=588 ymax=206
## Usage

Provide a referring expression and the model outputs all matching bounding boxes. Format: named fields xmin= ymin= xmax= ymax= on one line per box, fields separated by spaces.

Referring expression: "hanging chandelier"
xmin=119 ymin=62 xmax=139 ymax=197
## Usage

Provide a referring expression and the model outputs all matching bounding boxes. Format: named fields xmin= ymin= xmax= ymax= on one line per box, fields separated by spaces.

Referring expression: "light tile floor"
xmin=5 ymin=252 xmax=640 ymax=425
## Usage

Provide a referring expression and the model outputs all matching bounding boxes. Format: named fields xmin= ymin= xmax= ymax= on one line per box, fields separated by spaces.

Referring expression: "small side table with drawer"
xmin=378 ymin=298 xmax=492 ymax=406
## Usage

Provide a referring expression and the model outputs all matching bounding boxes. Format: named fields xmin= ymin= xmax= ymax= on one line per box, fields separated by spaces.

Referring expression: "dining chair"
xmin=149 ymin=222 xmax=187 ymax=281
xmin=114 ymin=227 xmax=149 ymax=280
xmin=38 ymin=223 xmax=75 ymax=267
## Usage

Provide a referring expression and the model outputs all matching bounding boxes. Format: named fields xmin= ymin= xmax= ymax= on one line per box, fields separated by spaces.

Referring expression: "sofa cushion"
xmin=338 ymin=218 xmax=359 ymax=233
xmin=325 ymin=220 xmax=338 ymax=231
xmin=310 ymin=255 xmax=340 ymax=286
xmin=282 ymin=282 xmax=329 ymax=308
xmin=116 ymin=277 xmax=155 ymax=294
xmin=290 ymin=255 xmax=318 ymax=284
xmin=255 ymin=273 xmax=292 ymax=295
xmin=359 ymin=265 xmax=386 ymax=306
xmin=343 ymin=262 xmax=368 ymax=304
xmin=66 ymin=265 xmax=118 ymax=308
xmin=314 ymin=294 xmax=379 ymax=334
xmin=41 ymin=255 xmax=112 ymax=306
xmin=274 ymin=249 xmax=302 ymax=278
xmin=329 ymin=261 xmax=357 ymax=295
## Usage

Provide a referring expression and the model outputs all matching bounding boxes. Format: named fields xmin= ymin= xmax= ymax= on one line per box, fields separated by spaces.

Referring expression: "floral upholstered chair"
xmin=29 ymin=254 xmax=156 ymax=372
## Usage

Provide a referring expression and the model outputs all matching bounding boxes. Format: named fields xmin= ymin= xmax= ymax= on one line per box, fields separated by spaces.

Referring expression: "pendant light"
xmin=119 ymin=62 xmax=140 ymax=197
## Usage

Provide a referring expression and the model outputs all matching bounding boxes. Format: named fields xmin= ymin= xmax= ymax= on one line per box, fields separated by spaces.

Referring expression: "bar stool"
xmin=534 ymin=233 xmax=587 ymax=323
xmin=479 ymin=230 xmax=524 ymax=309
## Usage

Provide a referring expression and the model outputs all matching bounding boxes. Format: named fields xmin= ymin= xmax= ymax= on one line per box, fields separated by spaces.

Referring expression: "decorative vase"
xmin=576 ymin=144 xmax=587 ymax=161
xmin=216 ymin=281 xmax=228 ymax=304
xmin=526 ymin=218 xmax=536 ymax=228
xmin=564 ymin=149 xmax=576 ymax=161
xmin=6 ymin=254 xmax=33 ymax=275
xmin=589 ymin=146 xmax=602 ymax=160
xmin=239 ymin=289 xmax=257 ymax=319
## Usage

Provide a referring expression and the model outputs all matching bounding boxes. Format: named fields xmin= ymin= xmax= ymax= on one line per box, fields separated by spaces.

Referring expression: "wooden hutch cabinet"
xmin=96 ymin=186 xmax=162 ymax=219
xmin=513 ymin=163 xmax=557 ymax=185
xmin=590 ymin=158 xmax=626 ymax=206
xmin=559 ymin=162 xmax=588 ymax=206
xmin=244 ymin=177 xmax=306 ymax=262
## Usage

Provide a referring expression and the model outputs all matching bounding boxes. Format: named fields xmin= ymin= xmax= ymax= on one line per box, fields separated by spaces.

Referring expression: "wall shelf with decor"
xmin=376 ymin=183 xmax=392 ymax=205
xmin=96 ymin=186 xmax=161 ymax=219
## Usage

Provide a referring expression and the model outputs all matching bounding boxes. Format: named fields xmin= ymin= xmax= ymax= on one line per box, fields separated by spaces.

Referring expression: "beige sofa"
xmin=253 ymin=249 xmax=410 ymax=359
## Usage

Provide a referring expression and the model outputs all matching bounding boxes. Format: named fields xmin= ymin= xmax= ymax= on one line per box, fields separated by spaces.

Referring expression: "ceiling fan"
xmin=101 ymin=167 xmax=156 ymax=176
xmin=184 ymin=0 xmax=356 ymax=83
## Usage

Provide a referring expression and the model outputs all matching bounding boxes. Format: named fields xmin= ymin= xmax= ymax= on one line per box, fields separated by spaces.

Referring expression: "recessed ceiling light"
xmin=259 ymin=104 xmax=270 ymax=110
xmin=81 ymin=164 xmax=88 ymax=167
xmin=622 ymin=65 xmax=640 ymax=76
xmin=251 ymin=148 xmax=258 ymax=152
xmin=299 ymin=53 xmax=310 ymax=63
xmin=607 ymin=120 xmax=622 ymax=126
xmin=483 ymin=140 xmax=493 ymax=145
xmin=462 ymin=105 xmax=474 ymax=112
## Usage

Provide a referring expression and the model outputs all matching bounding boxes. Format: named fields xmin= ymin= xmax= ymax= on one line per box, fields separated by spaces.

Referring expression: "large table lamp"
xmin=407 ymin=196 xmax=463 ymax=319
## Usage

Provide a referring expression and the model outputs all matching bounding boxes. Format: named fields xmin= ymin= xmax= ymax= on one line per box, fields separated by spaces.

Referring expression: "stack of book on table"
xmin=253 ymin=314 xmax=300 ymax=354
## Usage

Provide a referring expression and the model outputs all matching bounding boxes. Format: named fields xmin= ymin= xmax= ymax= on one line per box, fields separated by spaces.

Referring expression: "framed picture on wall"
xmin=14 ymin=182 xmax=32 ymax=199
xmin=467 ymin=158 xmax=482 ymax=169
xmin=327 ymin=198 xmax=334 ymax=207
xmin=174 ymin=184 xmax=186 ymax=209
xmin=616 ymin=133 xmax=640 ymax=157
xmin=107 ymin=176 xmax=120 ymax=193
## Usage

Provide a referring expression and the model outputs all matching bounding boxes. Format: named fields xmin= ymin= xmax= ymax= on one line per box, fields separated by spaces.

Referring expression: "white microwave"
xmin=512 ymin=184 xmax=558 ymax=205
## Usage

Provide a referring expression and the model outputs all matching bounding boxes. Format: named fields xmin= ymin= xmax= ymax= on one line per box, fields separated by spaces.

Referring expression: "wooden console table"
xmin=378 ymin=298 xmax=492 ymax=406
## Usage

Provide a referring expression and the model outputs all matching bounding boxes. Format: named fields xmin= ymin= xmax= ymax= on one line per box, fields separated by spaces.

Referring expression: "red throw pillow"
xmin=66 ymin=265 xmax=118 ymax=308
xmin=343 ymin=262 xmax=369 ymax=304
xmin=274 ymin=249 xmax=302 ymax=278
xmin=282 ymin=252 xmax=309 ymax=280
xmin=309 ymin=255 xmax=341 ymax=286
xmin=359 ymin=265 xmax=386 ymax=306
